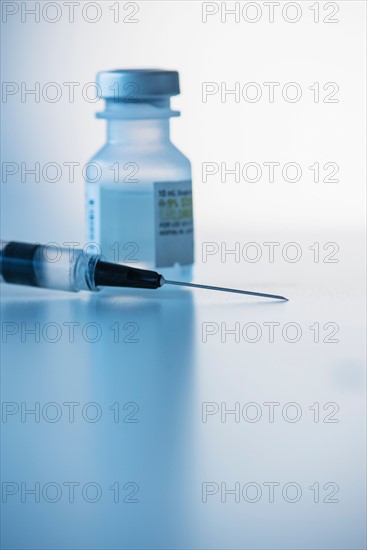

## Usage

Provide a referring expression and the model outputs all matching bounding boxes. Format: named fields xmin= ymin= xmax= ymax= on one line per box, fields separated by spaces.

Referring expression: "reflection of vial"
xmin=85 ymin=69 xmax=194 ymax=281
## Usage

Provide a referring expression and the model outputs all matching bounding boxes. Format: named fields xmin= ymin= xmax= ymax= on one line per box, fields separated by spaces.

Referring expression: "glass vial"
xmin=85 ymin=69 xmax=194 ymax=281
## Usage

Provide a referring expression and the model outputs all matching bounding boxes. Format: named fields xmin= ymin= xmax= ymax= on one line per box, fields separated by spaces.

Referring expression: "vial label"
xmin=154 ymin=180 xmax=194 ymax=268
xmin=86 ymin=184 xmax=101 ymax=246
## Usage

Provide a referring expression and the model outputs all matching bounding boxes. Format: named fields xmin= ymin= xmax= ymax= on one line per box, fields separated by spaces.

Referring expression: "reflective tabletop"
xmin=1 ymin=232 xmax=365 ymax=549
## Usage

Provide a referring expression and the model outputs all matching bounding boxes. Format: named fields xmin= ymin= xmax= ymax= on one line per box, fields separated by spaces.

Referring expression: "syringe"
xmin=0 ymin=241 xmax=288 ymax=301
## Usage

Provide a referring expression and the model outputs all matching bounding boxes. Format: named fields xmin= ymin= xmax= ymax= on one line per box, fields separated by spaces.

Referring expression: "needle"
xmin=163 ymin=279 xmax=288 ymax=301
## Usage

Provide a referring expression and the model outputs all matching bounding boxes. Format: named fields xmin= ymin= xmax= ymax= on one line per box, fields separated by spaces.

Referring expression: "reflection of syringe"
xmin=0 ymin=241 xmax=288 ymax=301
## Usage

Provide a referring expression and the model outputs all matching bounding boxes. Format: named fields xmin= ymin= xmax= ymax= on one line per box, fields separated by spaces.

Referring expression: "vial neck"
xmin=107 ymin=119 xmax=170 ymax=146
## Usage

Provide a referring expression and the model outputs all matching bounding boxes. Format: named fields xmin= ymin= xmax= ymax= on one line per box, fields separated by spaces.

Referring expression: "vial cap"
xmin=97 ymin=69 xmax=180 ymax=100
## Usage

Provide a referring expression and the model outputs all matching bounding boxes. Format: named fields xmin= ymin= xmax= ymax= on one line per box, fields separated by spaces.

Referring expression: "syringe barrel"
xmin=0 ymin=241 xmax=100 ymax=292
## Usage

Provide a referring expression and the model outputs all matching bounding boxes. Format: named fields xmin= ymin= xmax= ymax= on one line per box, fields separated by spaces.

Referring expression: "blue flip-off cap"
xmin=97 ymin=69 xmax=180 ymax=100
